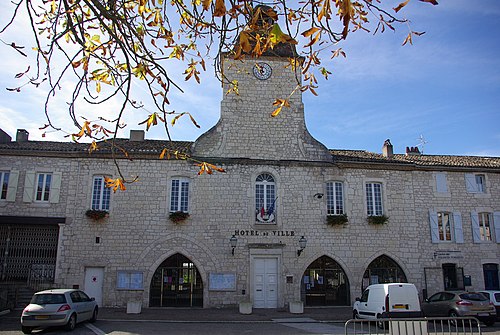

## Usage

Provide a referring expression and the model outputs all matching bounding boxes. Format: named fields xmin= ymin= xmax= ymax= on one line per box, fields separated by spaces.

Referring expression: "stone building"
xmin=1 ymin=31 xmax=499 ymax=311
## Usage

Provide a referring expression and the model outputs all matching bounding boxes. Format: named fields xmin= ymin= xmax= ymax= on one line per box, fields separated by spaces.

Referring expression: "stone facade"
xmin=0 ymin=52 xmax=499 ymax=310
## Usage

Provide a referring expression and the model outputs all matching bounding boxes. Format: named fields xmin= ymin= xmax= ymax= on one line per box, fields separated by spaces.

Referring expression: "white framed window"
xmin=170 ymin=178 xmax=189 ymax=213
xmin=429 ymin=210 xmax=463 ymax=243
xmin=471 ymin=211 xmax=500 ymax=243
xmin=35 ymin=173 xmax=52 ymax=202
xmin=255 ymin=173 xmax=276 ymax=223
xmin=0 ymin=171 xmax=9 ymax=200
xmin=91 ymin=176 xmax=111 ymax=210
xmin=478 ymin=212 xmax=492 ymax=241
xmin=465 ymin=173 xmax=486 ymax=193
xmin=326 ymin=181 xmax=344 ymax=215
xmin=438 ymin=212 xmax=453 ymax=241
xmin=23 ymin=171 xmax=61 ymax=203
xmin=366 ymin=182 xmax=383 ymax=216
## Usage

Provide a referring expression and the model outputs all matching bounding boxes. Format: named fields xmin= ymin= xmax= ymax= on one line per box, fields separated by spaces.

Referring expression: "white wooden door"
xmin=84 ymin=267 xmax=104 ymax=306
xmin=253 ymin=258 xmax=278 ymax=308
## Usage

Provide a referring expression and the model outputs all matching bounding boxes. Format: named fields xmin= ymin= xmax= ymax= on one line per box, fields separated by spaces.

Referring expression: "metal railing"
xmin=345 ymin=317 xmax=481 ymax=335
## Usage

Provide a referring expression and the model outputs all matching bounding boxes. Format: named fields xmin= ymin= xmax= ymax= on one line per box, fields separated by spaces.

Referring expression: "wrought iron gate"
xmin=0 ymin=224 xmax=59 ymax=284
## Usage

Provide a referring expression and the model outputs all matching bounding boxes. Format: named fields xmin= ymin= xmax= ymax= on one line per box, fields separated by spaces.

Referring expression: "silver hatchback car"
xmin=422 ymin=291 xmax=496 ymax=326
xmin=20 ymin=289 xmax=98 ymax=334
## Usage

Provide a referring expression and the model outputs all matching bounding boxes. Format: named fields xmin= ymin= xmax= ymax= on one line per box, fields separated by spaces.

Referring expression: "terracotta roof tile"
xmin=1 ymin=139 xmax=499 ymax=169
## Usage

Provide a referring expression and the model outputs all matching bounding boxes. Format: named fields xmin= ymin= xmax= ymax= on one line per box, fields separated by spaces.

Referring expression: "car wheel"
xmin=376 ymin=314 xmax=387 ymax=330
xmin=449 ymin=311 xmax=458 ymax=326
xmin=90 ymin=307 xmax=98 ymax=323
xmin=483 ymin=320 xmax=495 ymax=327
xmin=21 ymin=326 xmax=33 ymax=334
xmin=65 ymin=313 xmax=77 ymax=331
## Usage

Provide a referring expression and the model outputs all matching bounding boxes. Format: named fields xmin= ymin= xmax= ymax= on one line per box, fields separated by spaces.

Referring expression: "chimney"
xmin=382 ymin=139 xmax=393 ymax=158
xmin=405 ymin=146 xmax=421 ymax=156
xmin=130 ymin=130 xmax=145 ymax=142
xmin=0 ymin=129 xmax=12 ymax=144
xmin=16 ymin=129 xmax=29 ymax=142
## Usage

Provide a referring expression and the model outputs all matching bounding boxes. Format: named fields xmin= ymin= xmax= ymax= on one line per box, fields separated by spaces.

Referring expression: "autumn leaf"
xmin=88 ymin=141 xmax=98 ymax=154
xmin=213 ymin=0 xmax=226 ymax=17
xmin=171 ymin=112 xmax=186 ymax=126
xmin=159 ymin=148 xmax=170 ymax=160
xmin=420 ymin=0 xmax=438 ymax=4
xmin=105 ymin=177 xmax=127 ymax=193
xmin=271 ymin=99 xmax=290 ymax=117
xmin=301 ymin=27 xmax=321 ymax=38
xmin=393 ymin=0 xmax=410 ymax=13
xmin=331 ymin=48 xmax=346 ymax=58
xmin=73 ymin=121 xmax=92 ymax=139
xmin=202 ymin=0 xmax=211 ymax=10
xmin=139 ymin=112 xmax=164 ymax=130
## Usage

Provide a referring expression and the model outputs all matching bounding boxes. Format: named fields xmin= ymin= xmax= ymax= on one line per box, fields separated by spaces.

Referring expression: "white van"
xmin=353 ymin=283 xmax=422 ymax=325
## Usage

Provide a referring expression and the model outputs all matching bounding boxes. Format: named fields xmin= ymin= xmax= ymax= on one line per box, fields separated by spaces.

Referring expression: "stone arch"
xmin=361 ymin=254 xmax=408 ymax=291
xmin=149 ymin=253 xmax=203 ymax=307
xmin=300 ymin=255 xmax=350 ymax=306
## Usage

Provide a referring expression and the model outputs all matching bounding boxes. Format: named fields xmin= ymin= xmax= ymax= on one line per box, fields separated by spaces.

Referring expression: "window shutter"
xmin=470 ymin=211 xmax=481 ymax=243
xmin=429 ymin=210 xmax=439 ymax=243
xmin=436 ymin=173 xmax=448 ymax=193
xmin=6 ymin=170 xmax=19 ymax=202
xmin=23 ymin=171 xmax=35 ymax=203
xmin=494 ymin=212 xmax=500 ymax=244
xmin=465 ymin=174 xmax=477 ymax=193
xmin=453 ymin=212 xmax=464 ymax=243
xmin=49 ymin=172 xmax=62 ymax=203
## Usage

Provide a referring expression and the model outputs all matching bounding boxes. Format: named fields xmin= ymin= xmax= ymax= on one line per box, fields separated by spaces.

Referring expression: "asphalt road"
xmin=2 ymin=317 xmax=500 ymax=335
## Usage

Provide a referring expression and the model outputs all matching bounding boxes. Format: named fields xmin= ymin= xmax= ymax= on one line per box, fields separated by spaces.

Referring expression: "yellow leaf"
xmin=301 ymin=27 xmax=320 ymax=38
xmin=104 ymin=177 xmax=127 ymax=193
xmin=138 ymin=113 xmax=159 ymax=131
xmin=88 ymin=141 xmax=98 ymax=154
xmin=171 ymin=113 xmax=186 ymax=126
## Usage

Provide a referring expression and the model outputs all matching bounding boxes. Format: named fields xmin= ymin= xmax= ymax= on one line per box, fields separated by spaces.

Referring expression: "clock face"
xmin=253 ymin=62 xmax=272 ymax=80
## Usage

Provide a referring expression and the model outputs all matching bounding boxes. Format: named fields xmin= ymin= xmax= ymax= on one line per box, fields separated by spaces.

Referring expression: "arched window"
xmin=255 ymin=173 xmax=276 ymax=223
xmin=149 ymin=253 xmax=203 ymax=307
xmin=362 ymin=255 xmax=407 ymax=290
xmin=301 ymin=256 xmax=350 ymax=306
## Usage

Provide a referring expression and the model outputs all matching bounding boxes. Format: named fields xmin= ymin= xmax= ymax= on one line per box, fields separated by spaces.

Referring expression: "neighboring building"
xmin=1 ymin=21 xmax=499 ymax=310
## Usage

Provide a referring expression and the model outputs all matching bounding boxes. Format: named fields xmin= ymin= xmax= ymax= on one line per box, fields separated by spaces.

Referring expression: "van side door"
xmin=358 ymin=289 xmax=373 ymax=318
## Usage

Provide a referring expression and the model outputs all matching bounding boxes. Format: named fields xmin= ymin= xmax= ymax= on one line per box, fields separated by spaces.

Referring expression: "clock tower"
xmin=192 ymin=9 xmax=331 ymax=162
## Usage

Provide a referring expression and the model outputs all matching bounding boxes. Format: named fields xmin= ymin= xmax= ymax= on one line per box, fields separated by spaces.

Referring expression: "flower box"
xmin=326 ymin=214 xmax=348 ymax=226
xmin=85 ymin=209 xmax=109 ymax=221
xmin=367 ymin=215 xmax=389 ymax=225
xmin=169 ymin=211 xmax=190 ymax=223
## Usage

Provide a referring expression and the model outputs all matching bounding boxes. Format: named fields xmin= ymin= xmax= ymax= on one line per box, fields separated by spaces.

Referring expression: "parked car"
xmin=422 ymin=291 xmax=496 ymax=326
xmin=478 ymin=290 xmax=500 ymax=319
xmin=20 ymin=288 xmax=98 ymax=334
xmin=353 ymin=283 xmax=422 ymax=328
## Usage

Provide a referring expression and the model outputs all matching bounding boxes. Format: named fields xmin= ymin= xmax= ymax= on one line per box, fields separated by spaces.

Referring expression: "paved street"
xmin=2 ymin=307 xmax=500 ymax=335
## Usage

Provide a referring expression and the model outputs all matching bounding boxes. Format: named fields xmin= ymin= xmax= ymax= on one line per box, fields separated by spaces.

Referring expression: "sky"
xmin=0 ymin=0 xmax=499 ymax=157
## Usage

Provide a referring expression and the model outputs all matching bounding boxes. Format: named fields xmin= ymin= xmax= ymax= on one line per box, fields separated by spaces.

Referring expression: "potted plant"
xmin=85 ymin=209 xmax=109 ymax=221
xmin=367 ymin=214 xmax=389 ymax=225
xmin=169 ymin=211 xmax=190 ymax=223
xmin=326 ymin=214 xmax=348 ymax=226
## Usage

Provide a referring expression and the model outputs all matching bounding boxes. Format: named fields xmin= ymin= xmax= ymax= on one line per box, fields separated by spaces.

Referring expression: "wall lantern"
xmin=230 ymin=235 xmax=238 ymax=256
xmin=297 ymin=236 xmax=307 ymax=256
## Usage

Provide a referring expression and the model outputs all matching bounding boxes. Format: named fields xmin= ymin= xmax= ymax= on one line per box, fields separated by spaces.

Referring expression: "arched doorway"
xmin=362 ymin=255 xmax=407 ymax=291
xmin=149 ymin=253 xmax=203 ymax=307
xmin=301 ymin=256 xmax=350 ymax=306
